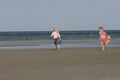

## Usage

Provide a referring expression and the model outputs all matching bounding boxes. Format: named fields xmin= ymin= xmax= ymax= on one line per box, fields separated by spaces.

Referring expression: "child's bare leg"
xmin=101 ymin=42 xmax=105 ymax=51
xmin=106 ymin=41 xmax=108 ymax=46
xmin=55 ymin=44 xmax=60 ymax=50
xmin=57 ymin=44 xmax=60 ymax=50
xmin=55 ymin=44 xmax=57 ymax=49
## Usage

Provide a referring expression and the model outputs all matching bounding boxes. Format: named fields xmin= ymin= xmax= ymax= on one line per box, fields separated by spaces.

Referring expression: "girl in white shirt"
xmin=51 ymin=27 xmax=61 ymax=50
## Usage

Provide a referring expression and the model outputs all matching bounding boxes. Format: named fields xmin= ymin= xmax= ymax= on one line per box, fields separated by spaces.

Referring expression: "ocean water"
xmin=0 ymin=30 xmax=120 ymax=49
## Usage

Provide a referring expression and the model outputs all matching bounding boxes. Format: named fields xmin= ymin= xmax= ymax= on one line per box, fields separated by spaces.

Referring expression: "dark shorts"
xmin=54 ymin=38 xmax=59 ymax=45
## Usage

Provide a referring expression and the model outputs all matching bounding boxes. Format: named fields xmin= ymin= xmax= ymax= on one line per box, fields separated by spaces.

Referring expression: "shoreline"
xmin=0 ymin=46 xmax=120 ymax=50
xmin=0 ymin=45 xmax=120 ymax=50
xmin=0 ymin=39 xmax=120 ymax=50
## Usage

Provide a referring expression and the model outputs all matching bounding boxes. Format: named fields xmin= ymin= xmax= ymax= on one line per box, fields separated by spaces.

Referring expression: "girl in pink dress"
xmin=99 ymin=26 xmax=111 ymax=51
xmin=51 ymin=27 xmax=61 ymax=50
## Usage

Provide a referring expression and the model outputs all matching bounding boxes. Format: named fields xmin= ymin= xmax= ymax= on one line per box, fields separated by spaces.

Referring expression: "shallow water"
xmin=0 ymin=39 xmax=120 ymax=50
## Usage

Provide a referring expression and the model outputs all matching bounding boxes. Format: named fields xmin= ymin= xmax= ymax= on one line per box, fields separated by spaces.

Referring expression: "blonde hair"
xmin=53 ymin=27 xmax=59 ymax=33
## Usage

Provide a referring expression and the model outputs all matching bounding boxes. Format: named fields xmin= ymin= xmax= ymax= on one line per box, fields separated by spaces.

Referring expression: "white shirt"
xmin=51 ymin=31 xmax=61 ymax=39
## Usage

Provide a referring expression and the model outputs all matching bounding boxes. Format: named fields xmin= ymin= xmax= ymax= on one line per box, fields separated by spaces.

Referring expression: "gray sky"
xmin=0 ymin=0 xmax=120 ymax=31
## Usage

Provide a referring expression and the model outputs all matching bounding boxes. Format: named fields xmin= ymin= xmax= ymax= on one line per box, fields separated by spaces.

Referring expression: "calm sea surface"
xmin=0 ymin=30 xmax=120 ymax=49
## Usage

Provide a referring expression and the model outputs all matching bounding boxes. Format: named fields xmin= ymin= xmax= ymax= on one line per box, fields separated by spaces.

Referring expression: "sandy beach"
xmin=0 ymin=47 xmax=120 ymax=80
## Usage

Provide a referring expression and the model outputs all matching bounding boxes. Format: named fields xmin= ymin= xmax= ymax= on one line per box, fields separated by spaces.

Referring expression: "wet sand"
xmin=0 ymin=47 xmax=120 ymax=80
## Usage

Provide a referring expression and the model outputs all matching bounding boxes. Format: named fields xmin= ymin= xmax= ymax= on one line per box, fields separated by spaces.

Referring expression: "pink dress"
xmin=99 ymin=30 xmax=107 ymax=43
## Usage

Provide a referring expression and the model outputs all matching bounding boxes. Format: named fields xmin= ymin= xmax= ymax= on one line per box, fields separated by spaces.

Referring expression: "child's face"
xmin=99 ymin=29 xmax=103 ymax=31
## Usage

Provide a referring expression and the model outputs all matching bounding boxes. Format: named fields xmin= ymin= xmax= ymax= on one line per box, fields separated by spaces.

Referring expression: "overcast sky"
xmin=0 ymin=0 xmax=120 ymax=31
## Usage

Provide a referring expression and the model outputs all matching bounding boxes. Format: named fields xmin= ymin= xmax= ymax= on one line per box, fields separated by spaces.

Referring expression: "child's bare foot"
xmin=102 ymin=49 xmax=105 ymax=51
xmin=56 ymin=45 xmax=60 ymax=50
